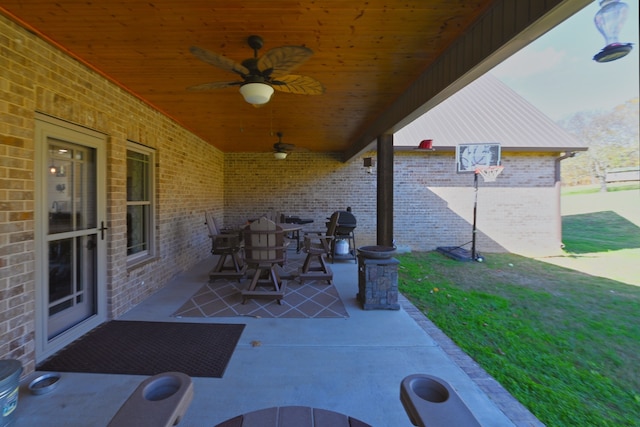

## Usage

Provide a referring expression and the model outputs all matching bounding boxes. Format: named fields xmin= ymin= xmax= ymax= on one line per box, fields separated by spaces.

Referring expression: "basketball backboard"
xmin=456 ymin=143 xmax=501 ymax=172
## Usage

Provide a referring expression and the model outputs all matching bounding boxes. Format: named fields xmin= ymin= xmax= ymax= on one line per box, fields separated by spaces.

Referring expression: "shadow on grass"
xmin=562 ymin=211 xmax=640 ymax=254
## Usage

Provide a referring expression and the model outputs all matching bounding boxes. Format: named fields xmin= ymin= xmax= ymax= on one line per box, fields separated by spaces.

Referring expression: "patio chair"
xmin=241 ymin=217 xmax=287 ymax=304
xmin=299 ymin=231 xmax=334 ymax=284
xmin=205 ymin=211 xmax=246 ymax=280
xmin=263 ymin=211 xmax=282 ymax=223
xmin=256 ymin=212 xmax=292 ymax=260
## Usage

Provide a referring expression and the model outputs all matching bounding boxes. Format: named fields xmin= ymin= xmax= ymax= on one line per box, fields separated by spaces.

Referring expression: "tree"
xmin=558 ymin=98 xmax=639 ymax=190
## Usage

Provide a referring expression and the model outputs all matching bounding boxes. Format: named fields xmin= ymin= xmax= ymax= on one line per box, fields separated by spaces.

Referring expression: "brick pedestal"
xmin=357 ymin=255 xmax=400 ymax=310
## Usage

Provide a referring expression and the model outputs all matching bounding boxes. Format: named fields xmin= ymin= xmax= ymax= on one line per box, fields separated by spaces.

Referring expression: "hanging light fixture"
xmin=239 ymin=82 xmax=274 ymax=105
xmin=273 ymin=151 xmax=288 ymax=160
xmin=593 ymin=0 xmax=633 ymax=62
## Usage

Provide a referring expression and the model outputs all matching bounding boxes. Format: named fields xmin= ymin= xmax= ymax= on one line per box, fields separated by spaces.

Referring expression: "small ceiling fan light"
xmin=239 ymin=83 xmax=274 ymax=105
xmin=274 ymin=151 xmax=288 ymax=160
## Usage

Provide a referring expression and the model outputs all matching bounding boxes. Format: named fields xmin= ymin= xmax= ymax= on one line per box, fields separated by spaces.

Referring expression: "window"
xmin=126 ymin=142 xmax=155 ymax=262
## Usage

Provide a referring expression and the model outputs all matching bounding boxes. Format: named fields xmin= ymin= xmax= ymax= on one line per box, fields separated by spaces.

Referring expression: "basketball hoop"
xmin=475 ymin=165 xmax=504 ymax=182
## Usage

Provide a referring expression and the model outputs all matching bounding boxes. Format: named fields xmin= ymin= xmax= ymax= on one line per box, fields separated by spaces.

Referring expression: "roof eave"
xmin=393 ymin=145 xmax=589 ymax=153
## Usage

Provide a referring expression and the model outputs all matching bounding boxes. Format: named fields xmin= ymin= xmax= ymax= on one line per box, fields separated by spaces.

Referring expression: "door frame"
xmin=34 ymin=113 xmax=108 ymax=362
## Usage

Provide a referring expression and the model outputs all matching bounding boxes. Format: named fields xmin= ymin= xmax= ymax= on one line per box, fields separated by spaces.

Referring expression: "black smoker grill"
xmin=327 ymin=211 xmax=357 ymax=262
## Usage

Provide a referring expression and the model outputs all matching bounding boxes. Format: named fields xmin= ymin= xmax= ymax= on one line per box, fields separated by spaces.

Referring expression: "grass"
xmin=397 ymin=206 xmax=640 ymax=426
xmin=561 ymin=182 xmax=640 ymax=196
xmin=562 ymin=211 xmax=640 ymax=253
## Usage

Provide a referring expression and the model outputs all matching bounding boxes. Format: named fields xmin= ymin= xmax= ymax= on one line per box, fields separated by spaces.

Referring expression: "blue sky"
xmin=492 ymin=1 xmax=639 ymax=121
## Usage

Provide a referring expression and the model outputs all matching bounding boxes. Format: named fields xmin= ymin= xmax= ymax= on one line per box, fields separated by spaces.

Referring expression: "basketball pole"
xmin=437 ymin=144 xmax=501 ymax=263
xmin=471 ymin=171 xmax=479 ymax=260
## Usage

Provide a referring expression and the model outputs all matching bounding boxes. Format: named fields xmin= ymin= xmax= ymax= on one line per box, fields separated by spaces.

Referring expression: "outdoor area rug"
xmin=172 ymin=279 xmax=349 ymax=319
xmin=173 ymin=252 xmax=349 ymax=319
xmin=36 ymin=320 xmax=245 ymax=378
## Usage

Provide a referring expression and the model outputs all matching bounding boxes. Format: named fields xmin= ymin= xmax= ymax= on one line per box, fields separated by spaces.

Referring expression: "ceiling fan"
xmin=187 ymin=35 xmax=325 ymax=105
xmin=272 ymin=132 xmax=296 ymax=160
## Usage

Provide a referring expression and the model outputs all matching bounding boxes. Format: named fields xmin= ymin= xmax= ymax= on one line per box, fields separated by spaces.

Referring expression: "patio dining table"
xmin=278 ymin=222 xmax=303 ymax=253
xmin=242 ymin=220 xmax=307 ymax=253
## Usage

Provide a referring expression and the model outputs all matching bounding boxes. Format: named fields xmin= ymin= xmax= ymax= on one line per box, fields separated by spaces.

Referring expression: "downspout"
xmin=555 ymin=151 xmax=576 ymax=182
xmin=555 ymin=152 xmax=576 ymax=249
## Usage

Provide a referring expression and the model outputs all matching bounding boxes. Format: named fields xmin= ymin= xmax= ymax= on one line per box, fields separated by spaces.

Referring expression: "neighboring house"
xmin=389 ymin=73 xmax=588 ymax=256
xmin=0 ymin=16 xmax=585 ymax=375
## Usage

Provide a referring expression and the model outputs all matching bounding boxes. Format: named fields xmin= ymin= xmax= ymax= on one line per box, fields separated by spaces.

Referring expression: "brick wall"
xmin=392 ymin=152 xmax=562 ymax=256
xmin=224 ymin=152 xmax=378 ymax=243
xmin=224 ymin=151 xmax=563 ymax=257
xmin=1 ymin=15 xmax=223 ymax=373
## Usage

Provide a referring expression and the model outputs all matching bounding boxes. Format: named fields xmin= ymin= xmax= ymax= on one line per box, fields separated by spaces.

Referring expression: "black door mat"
xmin=37 ymin=320 xmax=245 ymax=378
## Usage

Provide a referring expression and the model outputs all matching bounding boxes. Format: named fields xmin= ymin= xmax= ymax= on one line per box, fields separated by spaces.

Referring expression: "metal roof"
xmin=394 ymin=73 xmax=587 ymax=152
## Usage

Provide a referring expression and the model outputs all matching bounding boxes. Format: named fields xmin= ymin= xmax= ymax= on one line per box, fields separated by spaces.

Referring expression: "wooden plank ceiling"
xmin=1 ymin=1 xmax=496 ymax=155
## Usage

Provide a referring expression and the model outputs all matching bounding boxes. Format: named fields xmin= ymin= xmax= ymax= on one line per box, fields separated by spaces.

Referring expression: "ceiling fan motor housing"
xmin=247 ymin=35 xmax=264 ymax=52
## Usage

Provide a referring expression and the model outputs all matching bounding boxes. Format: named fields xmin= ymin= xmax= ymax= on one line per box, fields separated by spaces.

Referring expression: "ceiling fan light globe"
xmin=239 ymin=83 xmax=274 ymax=105
xmin=274 ymin=152 xmax=288 ymax=160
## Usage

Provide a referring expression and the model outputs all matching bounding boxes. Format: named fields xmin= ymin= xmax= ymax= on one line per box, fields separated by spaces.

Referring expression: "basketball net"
xmin=474 ymin=165 xmax=504 ymax=182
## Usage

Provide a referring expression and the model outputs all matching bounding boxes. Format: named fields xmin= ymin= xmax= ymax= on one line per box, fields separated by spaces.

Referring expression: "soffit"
xmin=0 ymin=1 xmax=588 ymax=157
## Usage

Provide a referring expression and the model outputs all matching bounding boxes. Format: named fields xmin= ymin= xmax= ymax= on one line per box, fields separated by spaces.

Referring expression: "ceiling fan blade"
xmin=258 ymin=46 xmax=313 ymax=77
xmin=272 ymin=75 xmax=325 ymax=95
xmin=186 ymin=81 xmax=242 ymax=91
xmin=274 ymin=142 xmax=296 ymax=151
xmin=189 ymin=46 xmax=249 ymax=76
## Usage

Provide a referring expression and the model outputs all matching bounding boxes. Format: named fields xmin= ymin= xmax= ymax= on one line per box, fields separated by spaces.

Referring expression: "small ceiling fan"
xmin=187 ymin=35 xmax=325 ymax=105
xmin=272 ymin=132 xmax=296 ymax=159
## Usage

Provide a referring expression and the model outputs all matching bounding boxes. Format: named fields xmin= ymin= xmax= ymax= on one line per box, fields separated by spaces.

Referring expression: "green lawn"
xmin=397 ymin=204 xmax=640 ymax=425
xmin=561 ymin=211 xmax=640 ymax=253
xmin=561 ymin=182 xmax=640 ymax=196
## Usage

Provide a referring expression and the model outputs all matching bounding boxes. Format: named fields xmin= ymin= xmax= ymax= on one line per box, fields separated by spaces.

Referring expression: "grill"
xmin=326 ymin=211 xmax=357 ymax=234
xmin=326 ymin=211 xmax=357 ymax=262
xmin=335 ymin=211 xmax=357 ymax=235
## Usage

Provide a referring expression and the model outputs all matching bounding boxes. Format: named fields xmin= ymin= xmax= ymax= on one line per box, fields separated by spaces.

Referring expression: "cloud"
xmin=492 ymin=47 xmax=567 ymax=78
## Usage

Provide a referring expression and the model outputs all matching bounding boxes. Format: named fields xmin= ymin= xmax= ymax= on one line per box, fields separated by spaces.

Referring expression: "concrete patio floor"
xmin=14 ymin=253 xmax=542 ymax=426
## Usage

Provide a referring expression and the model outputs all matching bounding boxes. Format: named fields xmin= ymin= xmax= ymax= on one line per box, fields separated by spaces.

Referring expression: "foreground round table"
xmin=214 ymin=406 xmax=372 ymax=427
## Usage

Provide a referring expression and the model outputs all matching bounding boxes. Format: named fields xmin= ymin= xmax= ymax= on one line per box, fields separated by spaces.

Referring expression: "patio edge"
xmin=399 ymin=293 xmax=545 ymax=427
